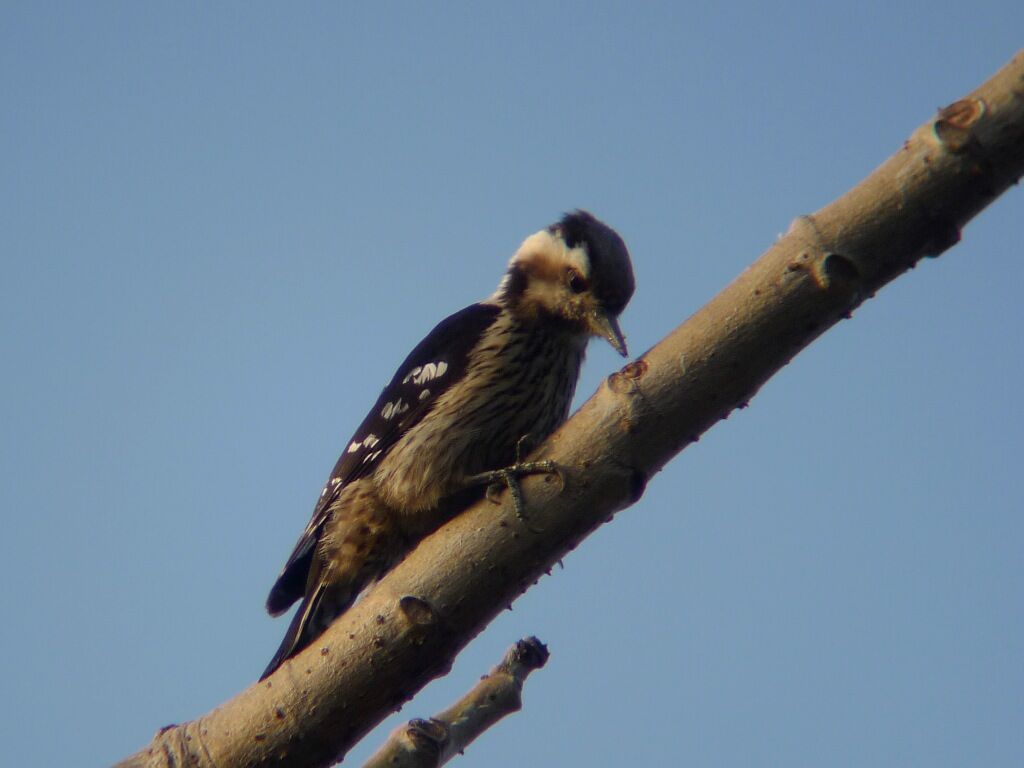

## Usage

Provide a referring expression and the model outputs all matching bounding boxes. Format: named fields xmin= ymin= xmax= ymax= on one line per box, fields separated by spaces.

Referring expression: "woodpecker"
xmin=262 ymin=210 xmax=634 ymax=679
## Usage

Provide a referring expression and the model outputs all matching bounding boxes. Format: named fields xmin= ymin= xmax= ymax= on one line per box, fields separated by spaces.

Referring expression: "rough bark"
xmin=117 ymin=51 xmax=1024 ymax=768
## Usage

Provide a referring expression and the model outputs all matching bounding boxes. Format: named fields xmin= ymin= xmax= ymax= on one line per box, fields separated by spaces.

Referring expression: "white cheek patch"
xmin=565 ymin=245 xmax=591 ymax=280
xmin=511 ymin=230 xmax=558 ymax=267
xmin=511 ymin=230 xmax=591 ymax=277
xmin=402 ymin=361 xmax=448 ymax=386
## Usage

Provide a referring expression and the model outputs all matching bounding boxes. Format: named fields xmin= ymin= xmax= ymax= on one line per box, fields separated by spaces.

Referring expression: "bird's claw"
xmin=471 ymin=459 xmax=559 ymax=525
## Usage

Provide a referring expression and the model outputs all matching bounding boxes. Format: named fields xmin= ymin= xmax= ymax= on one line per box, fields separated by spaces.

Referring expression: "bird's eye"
xmin=566 ymin=270 xmax=587 ymax=294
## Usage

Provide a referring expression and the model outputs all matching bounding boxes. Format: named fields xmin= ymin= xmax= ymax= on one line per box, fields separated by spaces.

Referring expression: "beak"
xmin=590 ymin=310 xmax=629 ymax=357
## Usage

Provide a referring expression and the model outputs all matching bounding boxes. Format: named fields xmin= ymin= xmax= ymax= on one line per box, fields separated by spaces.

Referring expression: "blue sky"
xmin=2 ymin=3 xmax=1021 ymax=766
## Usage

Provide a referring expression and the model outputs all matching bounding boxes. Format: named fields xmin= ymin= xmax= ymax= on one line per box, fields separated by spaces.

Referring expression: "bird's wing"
xmin=265 ymin=302 xmax=502 ymax=615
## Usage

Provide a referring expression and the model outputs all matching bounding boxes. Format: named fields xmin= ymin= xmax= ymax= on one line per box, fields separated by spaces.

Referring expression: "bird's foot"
xmin=468 ymin=437 xmax=559 ymax=524
xmin=472 ymin=459 xmax=558 ymax=515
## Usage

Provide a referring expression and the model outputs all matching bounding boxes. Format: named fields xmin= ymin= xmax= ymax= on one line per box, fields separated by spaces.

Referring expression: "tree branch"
xmin=116 ymin=51 xmax=1024 ymax=768
xmin=361 ymin=637 xmax=549 ymax=768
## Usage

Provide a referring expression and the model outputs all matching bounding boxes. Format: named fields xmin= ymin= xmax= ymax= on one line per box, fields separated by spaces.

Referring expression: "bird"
xmin=261 ymin=210 xmax=635 ymax=679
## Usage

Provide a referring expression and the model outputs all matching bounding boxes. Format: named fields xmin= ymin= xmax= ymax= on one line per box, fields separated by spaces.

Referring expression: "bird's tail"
xmin=260 ymin=585 xmax=328 ymax=680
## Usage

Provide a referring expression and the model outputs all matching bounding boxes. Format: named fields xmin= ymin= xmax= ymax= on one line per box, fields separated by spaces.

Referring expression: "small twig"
xmin=362 ymin=637 xmax=550 ymax=768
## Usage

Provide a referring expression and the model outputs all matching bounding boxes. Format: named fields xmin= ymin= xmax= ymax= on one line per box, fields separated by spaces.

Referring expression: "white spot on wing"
xmin=382 ymin=400 xmax=408 ymax=420
xmin=347 ymin=441 xmax=361 ymax=453
xmin=404 ymin=360 xmax=449 ymax=386
xmin=419 ymin=388 xmax=430 ymax=401
xmin=363 ymin=434 xmax=379 ymax=448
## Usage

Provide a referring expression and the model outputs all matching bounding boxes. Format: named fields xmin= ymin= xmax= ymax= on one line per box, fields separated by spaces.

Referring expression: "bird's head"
xmin=497 ymin=210 xmax=635 ymax=356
